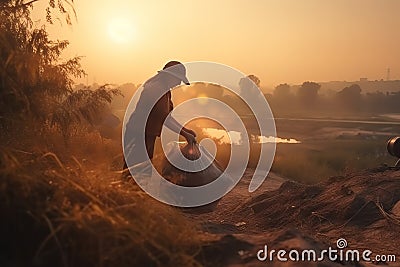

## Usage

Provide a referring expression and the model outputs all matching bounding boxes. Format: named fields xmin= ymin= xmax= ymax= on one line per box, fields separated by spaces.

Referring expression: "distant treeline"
xmin=82 ymin=75 xmax=400 ymax=119
xmin=107 ymin=80 xmax=400 ymax=118
xmin=317 ymin=79 xmax=400 ymax=95
xmin=266 ymin=82 xmax=400 ymax=117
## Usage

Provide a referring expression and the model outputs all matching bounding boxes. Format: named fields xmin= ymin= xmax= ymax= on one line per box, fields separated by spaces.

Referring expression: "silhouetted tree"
xmin=1 ymin=0 xmax=76 ymax=25
xmin=297 ymin=81 xmax=320 ymax=107
xmin=336 ymin=84 xmax=362 ymax=111
xmin=239 ymin=74 xmax=263 ymax=100
xmin=0 ymin=0 xmax=120 ymax=144
xmin=270 ymin=83 xmax=295 ymax=115
xmin=273 ymin=83 xmax=291 ymax=98
xmin=364 ymin=91 xmax=387 ymax=113
xmin=247 ymin=74 xmax=260 ymax=87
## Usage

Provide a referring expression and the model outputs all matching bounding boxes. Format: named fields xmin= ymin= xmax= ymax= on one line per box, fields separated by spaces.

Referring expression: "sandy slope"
xmin=186 ymin=168 xmax=400 ymax=266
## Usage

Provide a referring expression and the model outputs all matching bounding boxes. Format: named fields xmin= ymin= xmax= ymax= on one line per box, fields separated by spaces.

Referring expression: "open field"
xmin=186 ymin=114 xmax=400 ymax=184
xmin=271 ymin=118 xmax=400 ymax=183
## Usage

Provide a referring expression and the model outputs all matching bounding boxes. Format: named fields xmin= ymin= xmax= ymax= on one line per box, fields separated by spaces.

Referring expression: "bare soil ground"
xmin=185 ymin=168 xmax=400 ymax=266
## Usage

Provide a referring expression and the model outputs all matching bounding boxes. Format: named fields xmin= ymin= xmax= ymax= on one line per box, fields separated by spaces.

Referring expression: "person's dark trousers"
xmin=122 ymin=134 xmax=157 ymax=178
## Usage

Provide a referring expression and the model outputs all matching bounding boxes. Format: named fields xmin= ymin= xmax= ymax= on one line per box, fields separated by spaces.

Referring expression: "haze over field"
xmin=31 ymin=0 xmax=400 ymax=87
xmin=3 ymin=1 xmax=400 ymax=266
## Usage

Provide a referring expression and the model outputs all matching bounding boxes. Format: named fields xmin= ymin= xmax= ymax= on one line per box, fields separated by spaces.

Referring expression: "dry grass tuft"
xmin=0 ymin=143 xmax=202 ymax=267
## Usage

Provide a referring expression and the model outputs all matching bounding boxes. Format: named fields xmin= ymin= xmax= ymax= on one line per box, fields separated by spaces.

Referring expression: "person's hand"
xmin=183 ymin=132 xmax=196 ymax=144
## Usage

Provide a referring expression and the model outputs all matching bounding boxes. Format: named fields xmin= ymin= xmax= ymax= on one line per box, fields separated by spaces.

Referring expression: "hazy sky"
xmin=32 ymin=0 xmax=400 ymax=88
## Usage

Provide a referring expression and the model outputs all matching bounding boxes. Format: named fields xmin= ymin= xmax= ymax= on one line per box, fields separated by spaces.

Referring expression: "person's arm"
xmin=164 ymin=115 xmax=196 ymax=144
xmin=164 ymin=90 xmax=196 ymax=143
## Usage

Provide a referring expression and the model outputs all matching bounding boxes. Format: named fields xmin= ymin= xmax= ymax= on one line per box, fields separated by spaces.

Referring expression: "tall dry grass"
xmin=0 ymin=132 xmax=202 ymax=267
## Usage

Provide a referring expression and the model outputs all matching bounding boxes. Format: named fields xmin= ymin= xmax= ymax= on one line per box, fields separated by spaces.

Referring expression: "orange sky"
xmin=32 ymin=0 xmax=400 ymax=88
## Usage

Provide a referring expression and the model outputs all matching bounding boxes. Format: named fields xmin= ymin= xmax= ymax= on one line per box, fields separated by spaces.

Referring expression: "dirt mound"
xmin=247 ymin=168 xmax=400 ymax=228
xmin=241 ymin=167 xmax=400 ymax=259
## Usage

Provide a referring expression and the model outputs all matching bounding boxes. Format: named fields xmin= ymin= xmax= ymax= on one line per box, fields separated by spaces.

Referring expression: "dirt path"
xmin=185 ymin=170 xmax=288 ymax=266
xmin=186 ymin=170 xmax=286 ymax=233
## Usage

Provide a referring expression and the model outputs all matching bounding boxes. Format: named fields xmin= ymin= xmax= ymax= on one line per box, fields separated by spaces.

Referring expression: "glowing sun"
xmin=107 ymin=17 xmax=135 ymax=44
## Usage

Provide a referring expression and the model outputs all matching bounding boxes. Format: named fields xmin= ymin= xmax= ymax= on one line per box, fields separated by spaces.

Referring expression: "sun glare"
xmin=107 ymin=17 xmax=135 ymax=44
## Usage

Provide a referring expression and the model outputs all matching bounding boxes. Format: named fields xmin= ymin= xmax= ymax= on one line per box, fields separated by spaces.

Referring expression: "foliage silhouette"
xmin=0 ymin=1 xmax=120 ymax=144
